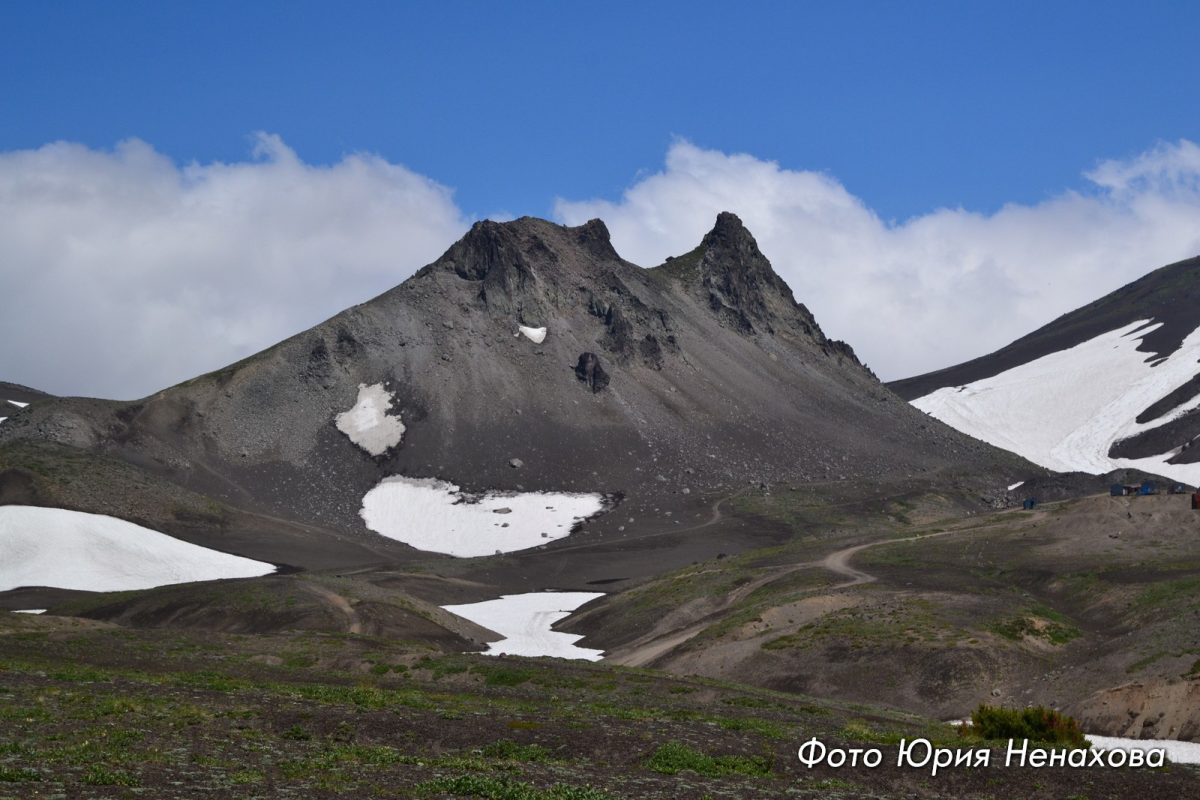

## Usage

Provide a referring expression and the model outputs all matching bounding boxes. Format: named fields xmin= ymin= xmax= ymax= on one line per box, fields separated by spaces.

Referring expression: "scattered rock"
xmin=509 ymin=458 xmax=524 ymax=469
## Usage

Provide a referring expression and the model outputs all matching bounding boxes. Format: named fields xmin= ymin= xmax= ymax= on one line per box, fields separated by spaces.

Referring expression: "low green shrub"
xmin=968 ymin=704 xmax=1088 ymax=748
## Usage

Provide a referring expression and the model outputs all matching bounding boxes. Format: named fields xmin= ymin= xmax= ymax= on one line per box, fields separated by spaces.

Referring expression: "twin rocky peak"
xmin=426 ymin=211 xmax=862 ymax=372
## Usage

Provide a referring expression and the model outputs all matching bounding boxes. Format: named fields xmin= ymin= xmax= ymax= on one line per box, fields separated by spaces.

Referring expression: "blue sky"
xmin=4 ymin=2 xmax=1200 ymax=398
xmin=4 ymin=1 xmax=1197 ymax=221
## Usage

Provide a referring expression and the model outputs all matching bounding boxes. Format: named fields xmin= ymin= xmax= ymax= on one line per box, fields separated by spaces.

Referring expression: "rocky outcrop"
xmin=694 ymin=212 xmax=823 ymax=339
xmin=574 ymin=352 xmax=609 ymax=393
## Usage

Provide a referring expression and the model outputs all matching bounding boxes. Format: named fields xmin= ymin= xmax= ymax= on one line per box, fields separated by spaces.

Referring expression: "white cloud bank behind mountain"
xmin=0 ymin=134 xmax=469 ymax=398
xmin=3 ymin=135 xmax=1200 ymax=398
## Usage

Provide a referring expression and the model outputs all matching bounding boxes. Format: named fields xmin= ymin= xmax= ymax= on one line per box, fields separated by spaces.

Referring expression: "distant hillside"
xmin=891 ymin=254 xmax=1200 ymax=482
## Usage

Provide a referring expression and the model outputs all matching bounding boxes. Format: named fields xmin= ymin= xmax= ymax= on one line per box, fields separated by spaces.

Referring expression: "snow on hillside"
xmin=335 ymin=383 xmax=406 ymax=456
xmin=913 ymin=320 xmax=1200 ymax=484
xmin=517 ymin=325 xmax=547 ymax=343
xmin=1086 ymin=735 xmax=1200 ymax=766
xmin=360 ymin=476 xmax=604 ymax=557
xmin=442 ymin=591 xmax=604 ymax=660
xmin=6 ymin=400 xmax=28 ymax=408
xmin=0 ymin=506 xmax=275 ymax=593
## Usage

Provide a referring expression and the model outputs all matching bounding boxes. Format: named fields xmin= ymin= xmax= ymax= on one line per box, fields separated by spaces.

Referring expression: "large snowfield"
xmin=441 ymin=591 xmax=605 ymax=660
xmin=914 ymin=320 xmax=1200 ymax=485
xmin=360 ymin=476 xmax=604 ymax=557
xmin=0 ymin=505 xmax=275 ymax=593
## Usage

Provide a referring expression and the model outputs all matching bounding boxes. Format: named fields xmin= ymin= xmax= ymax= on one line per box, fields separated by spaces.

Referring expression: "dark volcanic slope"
xmin=1 ymin=214 xmax=1028 ymax=565
xmin=891 ymin=254 xmax=1200 ymax=400
xmin=890 ymin=253 xmax=1200 ymax=469
xmin=0 ymin=382 xmax=52 ymax=405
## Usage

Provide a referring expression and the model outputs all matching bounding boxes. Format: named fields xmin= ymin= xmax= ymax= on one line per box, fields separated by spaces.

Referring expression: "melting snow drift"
xmin=0 ymin=506 xmax=275 ymax=593
xmin=6 ymin=400 xmax=28 ymax=408
xmin=1086 ymin=734 xmax=1200 ymax=765
xmin=914 ymin=320 xmax=1200 ymax=485
xmin=360 ymin=476 xmax=604 ymax=557
xmin=517 ymin=325 xmax=547 ymax=344
xmin=336 ymin=383 xmax=406 ymax=456
xmin=13 ymin=609 xmax=46 ymax=614
xmin=950 ymin=721 xmax=1200 ymax=765
xmin=442 ymin=592 xmax=605 ymax=660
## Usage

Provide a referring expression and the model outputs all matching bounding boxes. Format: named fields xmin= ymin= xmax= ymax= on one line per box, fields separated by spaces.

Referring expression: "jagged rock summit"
xmin=665 ymin=211 xmax=816 ymax=336
xmin=0 ymin=213 xmax=1027 ymax=568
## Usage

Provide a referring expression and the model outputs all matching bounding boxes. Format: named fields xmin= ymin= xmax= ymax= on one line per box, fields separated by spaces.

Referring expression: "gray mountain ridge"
xmin=1 ymin=213 xmax=1031 ymax=574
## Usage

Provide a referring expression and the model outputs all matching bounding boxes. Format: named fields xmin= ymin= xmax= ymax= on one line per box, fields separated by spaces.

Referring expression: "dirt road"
xmin=609 ymin=518 xmax=1003 ymax=667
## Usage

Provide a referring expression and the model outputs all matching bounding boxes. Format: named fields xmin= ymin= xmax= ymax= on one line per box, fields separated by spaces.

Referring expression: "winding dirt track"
xmin=543 ymin=491 xmax=738 ymax=556
xmin=305 ymin=585 xmax=363 ymax=634
xmin=609 ymin=517 xmax=1001 ymax=667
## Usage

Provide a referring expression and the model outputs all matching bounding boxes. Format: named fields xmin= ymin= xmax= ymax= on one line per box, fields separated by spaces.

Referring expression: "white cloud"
xmin=4 ymin=135 xmax=1200 ymax=398
xmin=555 ymin=139 xmax=1200 ymax=380
xmin=0 ymin=134 xmax=469 ymax=399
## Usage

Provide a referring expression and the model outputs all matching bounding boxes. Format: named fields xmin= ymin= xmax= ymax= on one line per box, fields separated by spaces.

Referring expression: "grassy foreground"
xmin=1 ymin=615 xmax=1198 ymax=799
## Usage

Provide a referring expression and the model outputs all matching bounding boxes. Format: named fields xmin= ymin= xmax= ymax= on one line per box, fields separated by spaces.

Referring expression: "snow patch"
xmin=0 ymin=417 xmax=6 ymax=425
xmin=335 ymin=383 xmax=406 ymax=456
xmin=0 ymin=506 xmax=275 ymax=593
xmin=13 ymin=609 xmax=45 ymax=614
xmin=1007 ymin=481 xmax=1024 ymax=491
xmin=6 ymin=400 xmax=28 ymax=408
xmin=1086 ymin=734 xmax=1200 ymax=765
xmin=360 ymin=476 xmax=604 ymax=557
xmin=913 ymin=320 xmax=1200 ymax=485
xmin=517 ymin=325 xmax=547 ymax=344
xmin=442 ymin=591 xmax=604 ymax=660
xmin=949 ymin=721 xmax=1200 ymax=765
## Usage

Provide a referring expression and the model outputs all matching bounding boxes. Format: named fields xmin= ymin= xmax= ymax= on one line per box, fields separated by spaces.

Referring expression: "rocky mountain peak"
xmin=573 ymin=218 xmax=619 ymax=261
xmin=689 ymin=213 xmax=820 ymax=340
xmin=428 ymin=217 xmax=622 ymax=316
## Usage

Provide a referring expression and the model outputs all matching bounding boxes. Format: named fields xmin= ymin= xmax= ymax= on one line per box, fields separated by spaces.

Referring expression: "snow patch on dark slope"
xmin=895 ymin=254 xmax=1200 ymax=484
xmin=0 ymin=382 xmax=48 ymax=427
xmin=892 ymin=254 xmax=1200 ymax=401
xmin=913 ymin=320 xmax=1200 ymax=484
